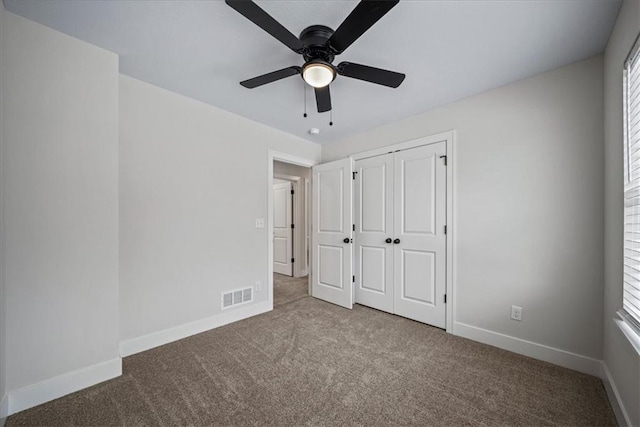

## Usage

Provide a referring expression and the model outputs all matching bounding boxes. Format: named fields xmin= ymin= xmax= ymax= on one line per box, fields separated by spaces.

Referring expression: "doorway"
xmin=271 ymin=158 xmax=313 ymax=308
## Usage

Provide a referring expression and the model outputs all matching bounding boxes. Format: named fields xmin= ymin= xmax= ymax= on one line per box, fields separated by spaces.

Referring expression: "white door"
xmin=273 ymin=181 xmax=293 ymax=276
xmin=311 ymin=158 xmax=353 ymax=309
xmin=354 ymin=154 xmax=394 ymax=313
xmin=393 ymin=143 xmax=447 ymax=327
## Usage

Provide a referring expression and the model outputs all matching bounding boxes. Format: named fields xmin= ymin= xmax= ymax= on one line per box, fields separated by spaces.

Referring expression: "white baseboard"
xmin=8 ymin=357 xmax=121 ymax=416
xmin=601 ymin=362 xmax=632 ymax=427
xmin=453 ymin=322 xmax=602 ymax=377
xmin=1 ymin=394 xmax=8 ymax=425
xmin=120 ymin=300 xmax=272 ymax=357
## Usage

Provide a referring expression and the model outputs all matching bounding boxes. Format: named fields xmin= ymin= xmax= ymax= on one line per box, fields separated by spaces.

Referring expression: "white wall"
xmin=324 ymin=56 xmax=605 ymax=365
xmin=604 ymin=0 xmax=640 ymax=425
xmin=0 ymin=2 xmax=7 ymax=423
xmin=119 ymin=75 xmax=321 ymax=352
xmin=274 ymin=161 xmax=311 ymax=277
xmin=1 ymin=10 xmax=120 ymax=413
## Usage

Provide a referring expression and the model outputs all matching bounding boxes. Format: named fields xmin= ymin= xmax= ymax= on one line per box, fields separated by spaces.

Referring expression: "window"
xmin=622 ymin=35 xmax=640 ymax=332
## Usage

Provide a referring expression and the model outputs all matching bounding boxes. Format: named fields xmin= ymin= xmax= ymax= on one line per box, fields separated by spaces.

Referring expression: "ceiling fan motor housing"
xmin=300 ymin=25 xmax=336 ymax=64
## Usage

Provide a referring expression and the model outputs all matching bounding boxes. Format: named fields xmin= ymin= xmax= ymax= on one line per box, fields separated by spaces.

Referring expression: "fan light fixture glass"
xmin=302 ymin=62 xmax=335 ymax=88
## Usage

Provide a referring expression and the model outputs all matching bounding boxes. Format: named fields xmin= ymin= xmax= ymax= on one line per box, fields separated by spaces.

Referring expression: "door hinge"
xmin=353 ymin=224 xmax=355 ymax=231
xmin=444 ymin=294 xmax=447 ymax=304
xmin=291 ymin=258 xmax=295 ymax=263
xmin=291 ymin=189 xmax=294 ymax=195
xmin=291 ymin=223 xmax=295 ymax=229
xmin=440 ymin=155 xmax=447 ymax=166
xmin=353 ymin=275 xmax=355 ymax=283
xmin=444 ymin=225 xmax=447 ymax=235
xmin=352 ymin=171 xmax=358 ymax=180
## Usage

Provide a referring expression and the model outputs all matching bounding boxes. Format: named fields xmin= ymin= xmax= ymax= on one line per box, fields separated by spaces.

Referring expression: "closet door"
xmin=311 ymin=158 xmax=354 ymax=309
xmin=393 ymin=142 xmax=447 ymax=328
xmin=354 ymin=154 xmax=394 ymax=313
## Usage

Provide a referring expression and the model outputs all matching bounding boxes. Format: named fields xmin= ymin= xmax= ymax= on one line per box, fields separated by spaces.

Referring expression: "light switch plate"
xmin=255 ymin=218 xmax=265 ymax=228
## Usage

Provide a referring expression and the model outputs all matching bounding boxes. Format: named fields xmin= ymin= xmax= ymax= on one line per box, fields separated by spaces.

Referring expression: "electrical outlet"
xmin=255 ymin=280 xmax=261 ymax=291
xmin=511 ymin=305 xmax=523 ymax=321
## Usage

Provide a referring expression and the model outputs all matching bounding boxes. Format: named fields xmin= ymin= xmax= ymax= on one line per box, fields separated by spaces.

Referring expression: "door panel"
xmin=273 ymin=181 xmax=293 ymax=276
xmin=401 ymin=249 xmax=435 ymax=304
xmin=273 ymin=237 xmax=288 ymax=264
xmin=311 ymin=158 xmax=353 ymax=309
xmin=354 ymin=155 xmax=394 ymax=313
xmin=360 ymin=246 xmax=386 ymax=293
xmin=319 ymin=171 xmax=344 ymax=233
xmin=394 ymin=143 xmax=446 ymax=327
xmin=318 ymin=245 xmax=344 ymax=288
xmin=361 ymin=163 xmax=387 ymax=232
xmin=402 ymin=155 xmax=436 ymax=234
xmin=274 ymin=186 xmax=288 ymax=228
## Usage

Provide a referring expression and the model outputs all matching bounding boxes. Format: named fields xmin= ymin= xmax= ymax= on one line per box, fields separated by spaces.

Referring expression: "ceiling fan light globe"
xmin=303 ymin=63 xmax=335 ymax=88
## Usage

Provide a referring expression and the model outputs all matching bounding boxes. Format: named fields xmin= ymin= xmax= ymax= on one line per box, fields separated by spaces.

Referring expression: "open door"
xmin=273 ymin=181 xmax=293 ymax=276
xmin=311 ymin=158 xmax=353 ymax=309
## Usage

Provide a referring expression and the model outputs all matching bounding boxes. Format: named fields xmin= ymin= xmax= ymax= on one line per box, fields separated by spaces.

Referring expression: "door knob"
xmin=343 ymin=237 xmax=351 ymax=243
xmin=393 ymin=238 xmax=401 ymax=244
xmin=385 ymin=238 xmax=392 ymax=244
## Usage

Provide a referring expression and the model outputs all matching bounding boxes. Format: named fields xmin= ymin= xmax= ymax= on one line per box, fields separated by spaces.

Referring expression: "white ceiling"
xmin=4 ymin=0 xmax=621 ymax=144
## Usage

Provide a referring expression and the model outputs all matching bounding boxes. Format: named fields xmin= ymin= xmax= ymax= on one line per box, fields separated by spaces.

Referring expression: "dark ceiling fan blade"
xmin=240 ymin=66 xmax=301 ymax=88
xmin=337 ymin=62 xmax=405 ymax=88
xmin=315 ymin=86 xmax=332 ymax=113
xmin=328 ymin=0 xmax=399 ymax=54
xmin=226 ymin=0 xmax=304 ymax=53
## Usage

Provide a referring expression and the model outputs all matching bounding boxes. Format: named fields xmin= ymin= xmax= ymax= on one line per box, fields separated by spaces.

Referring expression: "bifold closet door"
xmin=311 ymin=158 xmax=354 ymax=309
xmin=354 ymin=154 xmax=394 ymax=313
xmin=393 ymin=142 xmax=447 ymax=328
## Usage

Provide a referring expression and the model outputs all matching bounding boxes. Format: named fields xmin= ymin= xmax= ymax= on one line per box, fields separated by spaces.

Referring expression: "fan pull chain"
xmin=329 ymin=109 xmax=333 ymax=126
xmin=303 ymin=82 xmax=307 ymax=118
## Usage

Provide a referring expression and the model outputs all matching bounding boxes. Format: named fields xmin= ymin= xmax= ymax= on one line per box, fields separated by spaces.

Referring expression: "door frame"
xmin=268 ymin=151 xmax=317 ymax=310
xmin=349 ymin=130 xmax=456 ymax=333
xmin=274 ymin=173 xmax=308 ymax=278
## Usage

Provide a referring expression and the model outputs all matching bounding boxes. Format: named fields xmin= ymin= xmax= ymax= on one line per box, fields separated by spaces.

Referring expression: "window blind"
xmin=623 ymin=37 xmax=640 ymax=329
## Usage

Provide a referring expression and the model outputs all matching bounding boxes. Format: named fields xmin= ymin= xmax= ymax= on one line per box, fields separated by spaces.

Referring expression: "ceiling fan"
xmin=226 ymin=0 xmax=406 ymax=113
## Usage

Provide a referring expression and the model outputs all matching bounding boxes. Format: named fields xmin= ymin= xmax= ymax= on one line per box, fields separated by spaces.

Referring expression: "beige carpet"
xmin=7 ymin=274 xmax=615 ymax=426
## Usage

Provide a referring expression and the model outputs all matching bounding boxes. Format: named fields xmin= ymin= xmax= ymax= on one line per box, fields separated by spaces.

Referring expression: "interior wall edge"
xmin=453 ymin=322 xmax=603 ymax=377
xmin=602 ymin=361 xmax=632 ymax=427
xmin=0 ymin=0 xmax=6 ymax=423
xmin=120 ymin=300 xmax=271 ymax=357
xmin=6 ymin=357 xmax=121 ymax=416
xmin=0 ymin=394 xmax=7 ymax=421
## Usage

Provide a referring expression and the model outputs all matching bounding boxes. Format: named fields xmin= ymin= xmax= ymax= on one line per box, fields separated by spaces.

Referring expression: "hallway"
xmin=273 ymin=273 xmax=308 ymax=308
